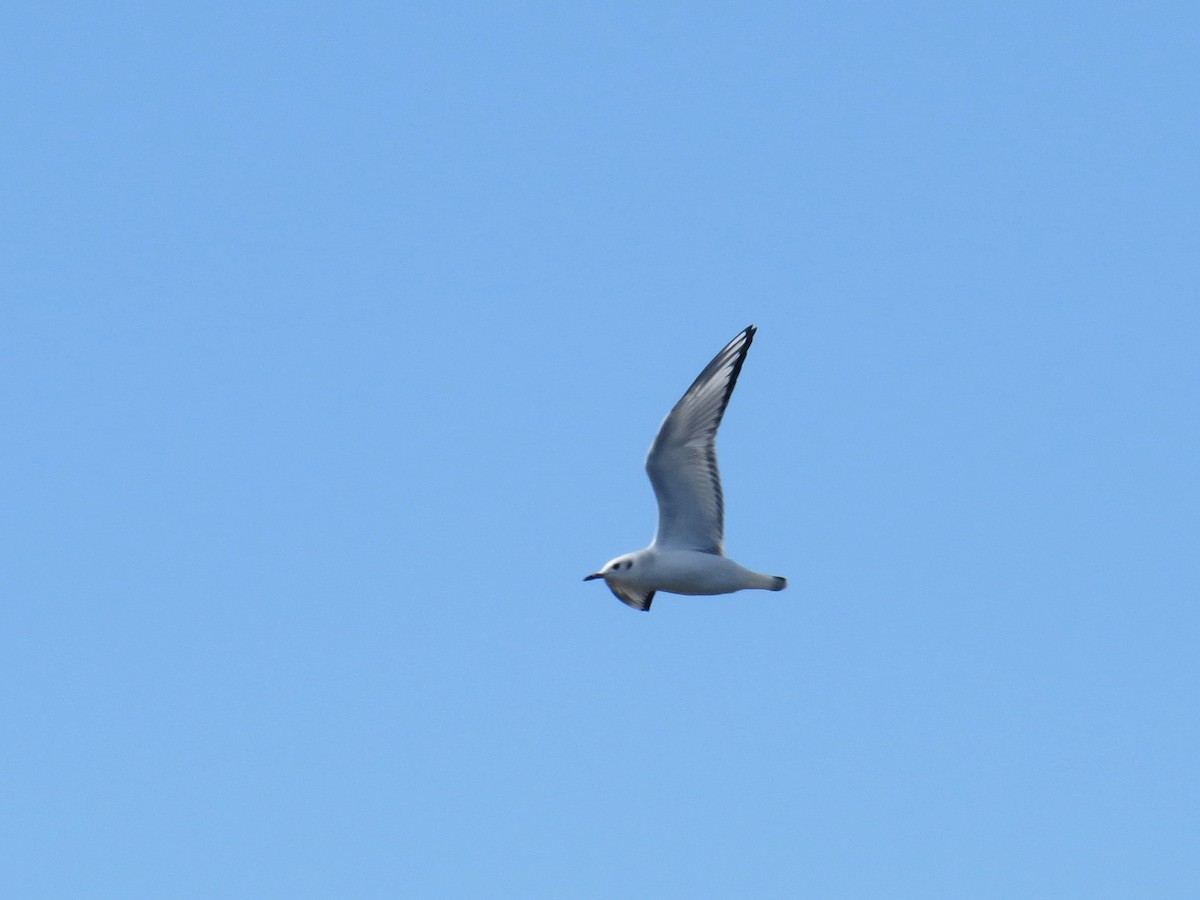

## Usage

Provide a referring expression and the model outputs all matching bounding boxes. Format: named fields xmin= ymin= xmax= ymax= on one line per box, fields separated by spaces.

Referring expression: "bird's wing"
xmin=645 ymin=325 xmax=755 ymax=554
xmin=608 ymin=584 xmax=655 ymax=611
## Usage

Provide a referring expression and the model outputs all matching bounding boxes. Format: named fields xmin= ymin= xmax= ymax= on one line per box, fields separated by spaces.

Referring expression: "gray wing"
xmin=645 ymin=325 xmax=756 ymax=554
xmin=607 ymin=584 xmax=655 ymax=612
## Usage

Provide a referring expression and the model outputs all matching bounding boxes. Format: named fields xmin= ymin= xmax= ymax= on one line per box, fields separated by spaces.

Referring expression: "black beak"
xmin=583 ymin=573 xmax=603 ymax=581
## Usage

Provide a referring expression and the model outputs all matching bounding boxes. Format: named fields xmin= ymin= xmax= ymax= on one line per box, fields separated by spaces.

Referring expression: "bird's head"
xmin=583 ymin=555 xmax=637 ymax=583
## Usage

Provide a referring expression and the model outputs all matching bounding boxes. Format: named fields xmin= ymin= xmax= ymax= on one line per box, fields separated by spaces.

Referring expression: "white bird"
xmin=584 ymin=325 xmax=787 ymax=611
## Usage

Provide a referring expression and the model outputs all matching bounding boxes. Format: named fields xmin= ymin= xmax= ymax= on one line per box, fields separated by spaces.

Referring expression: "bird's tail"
xmin=770 ymin=576 xmax=787 ymax=591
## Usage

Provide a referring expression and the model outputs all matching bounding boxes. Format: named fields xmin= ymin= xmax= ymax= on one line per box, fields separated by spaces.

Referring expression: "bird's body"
xmin=601 ymin=548 xmax=785 ymax=596
xmin=584 ymin=325 xmax=787 ymax=611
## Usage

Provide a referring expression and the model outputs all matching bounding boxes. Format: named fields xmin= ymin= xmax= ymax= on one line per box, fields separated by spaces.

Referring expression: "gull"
xmin=584 ymin=325 xmax=787 ymax=611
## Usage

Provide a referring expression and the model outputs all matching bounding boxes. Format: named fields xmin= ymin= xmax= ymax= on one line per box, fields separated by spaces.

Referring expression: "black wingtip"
xmin=720 ymin=326 xmax=755 ymax=408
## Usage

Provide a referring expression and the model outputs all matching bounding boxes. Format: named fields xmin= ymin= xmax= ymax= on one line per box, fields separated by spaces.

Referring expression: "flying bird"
xmin=584 ymin=325 xmax=787 ymax=611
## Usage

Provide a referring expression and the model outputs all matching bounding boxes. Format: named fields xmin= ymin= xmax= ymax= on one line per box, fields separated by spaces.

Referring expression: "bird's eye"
xmin=626 ymin=560 xmax=633 ymax=568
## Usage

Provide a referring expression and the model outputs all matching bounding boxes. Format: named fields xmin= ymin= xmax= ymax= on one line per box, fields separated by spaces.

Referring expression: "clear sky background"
xmin=3 ymin=2 xmax=1197 ymax=897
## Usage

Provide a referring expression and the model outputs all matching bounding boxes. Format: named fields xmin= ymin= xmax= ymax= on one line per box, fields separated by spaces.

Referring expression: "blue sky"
xmin=3 ymin=2 xmax=1197 ymax=896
